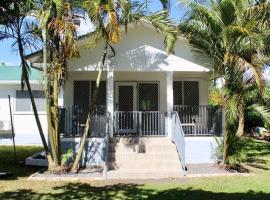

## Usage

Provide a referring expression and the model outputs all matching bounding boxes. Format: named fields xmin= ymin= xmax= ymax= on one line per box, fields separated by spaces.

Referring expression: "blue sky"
xmin=0 ymin=0 xmax=186 ymax=65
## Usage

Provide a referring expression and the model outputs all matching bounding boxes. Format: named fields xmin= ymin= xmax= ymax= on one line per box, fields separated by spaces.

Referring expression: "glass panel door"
xmin=115 ymin=82 xmax=137 ymax=135
xmin=138 ymin=83 xmax=159 ymax=135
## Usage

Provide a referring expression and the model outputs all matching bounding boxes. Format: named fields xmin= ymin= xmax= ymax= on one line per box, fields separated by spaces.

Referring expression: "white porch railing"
xmin=58 ymin=106 xmax=108 ymax=137
xmin=171 ymin=111 xmax=186 ymax=174
xmin=173 ymin=105 xmax=223 ymax=136
xmin=113 ymin=111 xmax=166 ymax=136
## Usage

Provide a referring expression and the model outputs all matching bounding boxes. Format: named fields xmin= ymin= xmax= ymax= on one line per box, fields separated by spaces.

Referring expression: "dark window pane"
xmin=183 ymin=81 xmax=199 ymax=106
xmin=118 ymin=85 xmax=133 ymax=111
xmin=74 ymin=81 xmax=90 ymax=108
xmin=138 ymin=83 xmax=159 ymax=111
xmin=173 ymin=81 xmax=183 ymax=105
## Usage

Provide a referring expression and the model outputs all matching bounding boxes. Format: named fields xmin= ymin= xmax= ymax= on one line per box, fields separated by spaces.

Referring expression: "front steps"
xmin=106 ymin=137 xmax=183 ymax=179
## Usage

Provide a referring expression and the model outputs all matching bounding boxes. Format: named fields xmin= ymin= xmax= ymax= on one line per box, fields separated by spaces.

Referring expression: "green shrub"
xmin=213 ymin=136 xmax=247 ymax=165
xmin=60 ymin=149 xmax=73 ymax=166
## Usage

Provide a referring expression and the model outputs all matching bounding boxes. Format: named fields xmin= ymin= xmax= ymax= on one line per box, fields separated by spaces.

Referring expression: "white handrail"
xmin=171 ymin=111 xmax=186 ymax=174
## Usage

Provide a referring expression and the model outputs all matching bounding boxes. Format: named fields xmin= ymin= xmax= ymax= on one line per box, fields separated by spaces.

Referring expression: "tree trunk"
xmin=223 ymin=125 xmax=229 ymax=164
xmin=70 ymin=42 xmax=110 ymax=173
xmin=52 ymin=78 xmax=61 ymax=161
xmin=70 ymin=67 xmax=103 ymax=173
xmin=17 ymin=31 xmax=50 ymax=156
xmin=42 ymin=28 xmax=60 ymax=168
xmin=236 ymin=103 xmax=245 ymax=137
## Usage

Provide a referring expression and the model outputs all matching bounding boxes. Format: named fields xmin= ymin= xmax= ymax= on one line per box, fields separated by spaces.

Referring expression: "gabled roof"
xmin=25 ymin=22 xmax=213 ymax=72
xmin=0 ymin=64 xmax=42 ymax=82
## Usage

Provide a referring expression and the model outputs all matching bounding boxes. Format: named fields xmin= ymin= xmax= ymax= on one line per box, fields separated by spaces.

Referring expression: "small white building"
xmin=0 ymin=64 xmax=49 ymax=145
xmin=25 ymin=24 xmax=222 ymax=178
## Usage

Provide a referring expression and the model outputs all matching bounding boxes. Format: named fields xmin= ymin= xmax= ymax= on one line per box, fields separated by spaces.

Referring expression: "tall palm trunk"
xmin=223 ymin=100 xmax=229 ymax=164
xmin=42 ymin=28 xmax=61 ymax=168
xmin=236 ymin=103 xmax=245 ymax=137
xmin=17 ymin=30 xmax=51 ymax=158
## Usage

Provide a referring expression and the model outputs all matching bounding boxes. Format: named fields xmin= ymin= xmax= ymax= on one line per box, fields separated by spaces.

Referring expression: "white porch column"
xmin=106 ymin=71 xmax=114 ymax=138
xmin=166 ymin=71 xmax=174 ymax=138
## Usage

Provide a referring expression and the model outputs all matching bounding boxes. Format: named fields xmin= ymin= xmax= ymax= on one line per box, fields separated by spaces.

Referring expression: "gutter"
xmin=0 ymin=80 xmax=42 ymax=85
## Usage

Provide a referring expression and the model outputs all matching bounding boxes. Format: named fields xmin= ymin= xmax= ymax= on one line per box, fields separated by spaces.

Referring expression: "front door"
xmin=115 ymin=82 xmax=137 ymax=111
xmin=115 ymin=82 xmax=137 ymax=135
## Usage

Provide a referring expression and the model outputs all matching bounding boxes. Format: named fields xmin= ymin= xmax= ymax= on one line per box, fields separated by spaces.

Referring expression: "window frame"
xmin=14 ymin=89 xmax=47 ymax=114
xmin=173 ymin=79 xmax=200 ymax=107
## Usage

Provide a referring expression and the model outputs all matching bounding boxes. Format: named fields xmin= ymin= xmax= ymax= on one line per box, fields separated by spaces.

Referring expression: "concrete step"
xmin=106 ymin=169 xmax=183 ymax=179
xmin=109 ymin=137 xmax=171 ymax=145
xmin=108 ymin=160 xmax=181 ymax=170
xmin=108 ymin=144 xmax=177 ymax=153
xmin=106 ymin=137 xmax=183 ymax=179
xmin=108 ymin=152 xmax=180 ymax=162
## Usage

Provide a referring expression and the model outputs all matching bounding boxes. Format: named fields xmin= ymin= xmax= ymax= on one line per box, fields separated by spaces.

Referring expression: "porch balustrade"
xmin=113 ymin=111 xmax=166 ymax=136
xmin=58 ymin=105 xmax=108 ymax=137
xmin=173 ymin=105 xmax=223 ymax=136
xmin=58 ymin=105 xmax=222 ymax=137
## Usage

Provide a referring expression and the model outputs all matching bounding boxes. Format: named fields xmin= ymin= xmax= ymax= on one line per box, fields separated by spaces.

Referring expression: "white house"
xmin=0 ymin=64 xmax=51 ymax=145
xmin=25 ymin=23 xmax=222 ymax=178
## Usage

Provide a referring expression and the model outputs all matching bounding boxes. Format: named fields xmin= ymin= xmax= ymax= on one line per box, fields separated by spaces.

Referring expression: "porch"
xmin=59 ymin=71 xmax=223 ymax=175
xmin=61 ymin=71 xmax=223 ymax=138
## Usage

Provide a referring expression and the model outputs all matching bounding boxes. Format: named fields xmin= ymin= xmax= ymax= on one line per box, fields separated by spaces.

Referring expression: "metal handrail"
xmin=171 ymin=111 xmax=186 ymax=175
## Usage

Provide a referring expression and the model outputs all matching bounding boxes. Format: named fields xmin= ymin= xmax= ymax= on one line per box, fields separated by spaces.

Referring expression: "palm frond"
xmin=137 ymin=11 xmax=178 ymax=54
xmin=248 ymin=104 xmax=270 ymax=124
xmin=187 ymin=2 xmax=223 ymax=34
xmin=225 ymin=93 xmax=239 ymax=125
xmin=245 ymin=2 xmax=270 ymax=26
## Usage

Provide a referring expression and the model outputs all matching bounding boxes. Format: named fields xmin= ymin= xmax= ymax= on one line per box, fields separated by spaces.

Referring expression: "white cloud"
xmin=76 ymin=14 xmax=95 ymax=36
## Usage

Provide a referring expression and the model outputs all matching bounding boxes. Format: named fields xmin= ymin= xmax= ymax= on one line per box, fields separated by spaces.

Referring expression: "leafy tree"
xmin=179 ymin=0 xmax=270 ymax=163
xmin=34 ymin=0 xmax=81 ymax=171
xmin=0 ymin=0 xmax=51 ymax=160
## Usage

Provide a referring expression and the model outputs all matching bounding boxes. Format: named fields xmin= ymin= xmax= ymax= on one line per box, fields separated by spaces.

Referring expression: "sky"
xmin=0 ymin=0 xmax=186 ymax=65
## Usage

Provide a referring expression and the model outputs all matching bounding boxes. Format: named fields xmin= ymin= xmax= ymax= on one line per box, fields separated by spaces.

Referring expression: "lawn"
xmin=0 ymin=139 xmax=270 ymax=200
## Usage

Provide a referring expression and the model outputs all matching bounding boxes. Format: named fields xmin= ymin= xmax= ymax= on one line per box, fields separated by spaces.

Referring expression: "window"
xmin=73 ymin=80 xmax=106 ymax=115
xmin=16 ymin=90 xmax=46 ymax=112
xmin=173 ymin=81 xmax=199 ymax=106
xmin=184 ymin=81 xmax=199 ymax=106
xmin=138 ymin=83 xmax=159 ymax=111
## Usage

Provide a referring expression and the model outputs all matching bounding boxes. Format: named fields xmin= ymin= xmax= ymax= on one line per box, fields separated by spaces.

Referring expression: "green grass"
xmin=0 ymin=139 xmax=270 ymax=200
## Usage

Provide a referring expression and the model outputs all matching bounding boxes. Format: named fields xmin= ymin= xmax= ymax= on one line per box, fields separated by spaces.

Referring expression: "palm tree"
xmin=179 ymin=0 xmax=270 ymax=163
xmin=70 ymin=0 xmax=178 ymax=173
xmin=34 ymin=0 xmax=80 ymax=171
xmin=0 ymin=0 xmax=51 ymax=160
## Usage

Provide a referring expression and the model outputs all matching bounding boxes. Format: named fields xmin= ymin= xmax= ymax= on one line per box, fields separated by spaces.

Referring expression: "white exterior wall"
xmin=67 ymin=25 xmax=211 ymax=73
xmin=0 ymin=83 xmax=63 ymax=145
xmin=185 ymin=137 xmax=221 ymax=164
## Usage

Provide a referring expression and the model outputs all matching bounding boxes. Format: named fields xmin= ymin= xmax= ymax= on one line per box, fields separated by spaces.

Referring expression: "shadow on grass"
xmin=0 ymin=183 xmax=270 ymax=200
xmin=241 ymin=138 xmax=270 ymax=170
xmin=0 ymin=145 xmax=44 ymax=180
